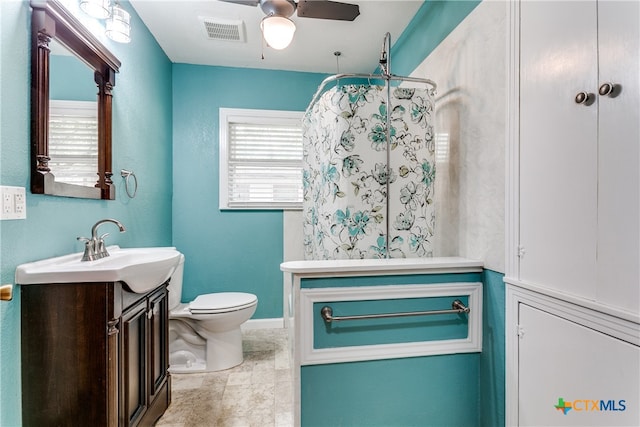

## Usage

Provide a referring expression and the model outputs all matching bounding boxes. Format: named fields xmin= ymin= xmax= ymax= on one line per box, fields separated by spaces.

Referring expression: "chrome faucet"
xmin=77 ymin=218 xmax=126 ymax=261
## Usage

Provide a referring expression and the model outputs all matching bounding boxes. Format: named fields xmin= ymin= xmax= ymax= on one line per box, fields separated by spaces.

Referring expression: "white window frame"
xmin=219 ymin=107 xmax=303 ymax=210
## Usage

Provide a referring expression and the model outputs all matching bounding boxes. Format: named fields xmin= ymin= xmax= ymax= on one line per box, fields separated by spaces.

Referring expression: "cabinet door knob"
xmin=598 ymin=82 xmax=615 ymax=96
xmin=575 ymin=91 xmax=590 ymax=104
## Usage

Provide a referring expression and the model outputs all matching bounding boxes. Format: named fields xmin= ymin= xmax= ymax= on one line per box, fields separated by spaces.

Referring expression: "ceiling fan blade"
xmin=218 ymin=0 xmax=260 ymax=6
xmin=296 ymin=0 xmax=360 ymax=21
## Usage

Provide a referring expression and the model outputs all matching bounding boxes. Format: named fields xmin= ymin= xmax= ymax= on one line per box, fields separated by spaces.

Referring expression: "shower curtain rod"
xmin=305 ymin=73 xmax=437 ymax=114
xmin=305 ymin=33 xmax=437 ymax=115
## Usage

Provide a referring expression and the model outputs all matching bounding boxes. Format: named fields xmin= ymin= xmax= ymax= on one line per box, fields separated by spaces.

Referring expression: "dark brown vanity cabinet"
xmin=21 ymin=281 xmax=171 ymax=426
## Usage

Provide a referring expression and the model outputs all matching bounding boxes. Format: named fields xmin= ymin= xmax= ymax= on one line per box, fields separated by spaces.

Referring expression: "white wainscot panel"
xmin=299 ymin=282 xmax=482 ymax=365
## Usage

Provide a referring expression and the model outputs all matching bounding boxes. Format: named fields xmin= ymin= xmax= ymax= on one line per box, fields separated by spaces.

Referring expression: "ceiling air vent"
xmin=199 ymin=17 xmax=246 ymax=42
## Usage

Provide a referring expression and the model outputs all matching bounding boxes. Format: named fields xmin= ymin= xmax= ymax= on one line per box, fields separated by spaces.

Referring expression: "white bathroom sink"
xmin=15 ymin=246 xmax=182 ymax=293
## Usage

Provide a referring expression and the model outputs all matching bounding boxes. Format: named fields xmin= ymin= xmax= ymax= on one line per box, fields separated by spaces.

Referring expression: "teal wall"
xmin=481 ymin=269 xmax=505 ymax=427
xmin=171 ymin=64 xmax=327 ymax=319
xmin=0 ymin=1 xmax=173 ymax=425
xmin=302 ymin=354 xmax=480 ymax=427
xmin=314 ymin=296 xmax=470 ymax=347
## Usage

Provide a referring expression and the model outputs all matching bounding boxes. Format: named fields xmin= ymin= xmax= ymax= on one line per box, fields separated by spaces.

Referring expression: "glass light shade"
xmin=261 ymin=16 xmax=296 ymax=50
xmin=105 ymin=4 xmax=131 ymax=43
xmin=80 ymin=0 xmax=111 ymax=19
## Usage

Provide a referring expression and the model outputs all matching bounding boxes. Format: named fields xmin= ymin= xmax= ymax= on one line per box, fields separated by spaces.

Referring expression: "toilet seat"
xmin=189 ymin=292 xmax=257 ymax=314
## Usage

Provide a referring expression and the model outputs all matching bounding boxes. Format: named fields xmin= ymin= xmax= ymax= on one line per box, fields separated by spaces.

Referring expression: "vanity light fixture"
xmin=79 ymin=0 xmax=111 ymax=20
xmin=105 ymin=2 xmax=131 ymax=43
xmin=260 ymin=15 xmax=295 ymax=50
xmin=80 ymin=0 xmax=132 ymax=44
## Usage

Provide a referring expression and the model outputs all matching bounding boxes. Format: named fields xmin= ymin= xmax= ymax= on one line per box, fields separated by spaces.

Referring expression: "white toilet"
xmin=168 ymin=254 xmax=258 ymax=372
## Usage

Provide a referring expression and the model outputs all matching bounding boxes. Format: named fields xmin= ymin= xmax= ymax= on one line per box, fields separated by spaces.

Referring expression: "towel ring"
xmin=120 ymin=169 xmax=138 ymax=198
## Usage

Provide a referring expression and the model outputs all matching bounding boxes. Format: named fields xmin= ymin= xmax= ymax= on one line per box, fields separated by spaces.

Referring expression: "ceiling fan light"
xmin=260 ymin=15 xmax=296 ymax=50
xmin=105 ymin=3 xmax=131 ymax=43
xmin=79 ymin=0 xmax=111 ymax=19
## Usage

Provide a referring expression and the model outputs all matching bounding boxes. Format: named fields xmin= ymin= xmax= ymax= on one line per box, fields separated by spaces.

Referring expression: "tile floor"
xmin=156 ymin=328 xmax=293 ymax=427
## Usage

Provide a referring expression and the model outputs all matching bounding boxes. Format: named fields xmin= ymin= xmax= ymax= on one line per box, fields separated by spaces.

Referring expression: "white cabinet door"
xmin=518 ymin=303 xmax=640 ymax=426
xmin=595 ymin=0 xmax=640 ymax=313
xmin=519 ymin=1 xmax=598 ymax=296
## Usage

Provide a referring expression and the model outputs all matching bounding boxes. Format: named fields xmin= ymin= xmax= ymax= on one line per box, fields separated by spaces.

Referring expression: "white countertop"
xmin=280 ymin=257 xmax=483 ymax=276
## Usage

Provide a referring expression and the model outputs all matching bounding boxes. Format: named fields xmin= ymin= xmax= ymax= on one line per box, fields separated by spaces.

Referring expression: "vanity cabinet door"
xmin=21 ymin=282 xmax=116 ymax=426
xmin=120 ymin=285 xmax=171 ymax=427
xmin=121 ymin=298 xmax=148 ymax=427
xmin=148 ymin=287 xmax=169 ymax=401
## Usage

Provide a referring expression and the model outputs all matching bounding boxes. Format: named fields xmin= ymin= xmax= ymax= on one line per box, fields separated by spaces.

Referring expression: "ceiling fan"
xmin=220 ymin=0 xmax=360 ymax=49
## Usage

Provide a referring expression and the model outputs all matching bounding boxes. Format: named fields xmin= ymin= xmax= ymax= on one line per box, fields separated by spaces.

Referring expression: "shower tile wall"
xmin=411 ymin=0 xmax=507 ymax=272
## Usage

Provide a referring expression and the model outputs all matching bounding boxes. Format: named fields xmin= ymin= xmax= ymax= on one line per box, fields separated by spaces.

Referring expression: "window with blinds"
xmin=48 ymin=100 xmax=98 ymax=187
xmin=219 ymin=108 xmax=303 ymax=209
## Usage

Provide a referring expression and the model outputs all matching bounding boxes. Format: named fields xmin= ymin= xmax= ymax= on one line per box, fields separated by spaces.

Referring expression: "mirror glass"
xmin=48 ymin=39 xmax=99 ymax=188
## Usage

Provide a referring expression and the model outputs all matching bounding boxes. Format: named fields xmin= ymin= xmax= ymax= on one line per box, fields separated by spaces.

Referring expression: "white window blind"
xmin=48 ymin=100 xmax=98 ymax=187
xmin=219 ymin=108 xmax=303 ymax=209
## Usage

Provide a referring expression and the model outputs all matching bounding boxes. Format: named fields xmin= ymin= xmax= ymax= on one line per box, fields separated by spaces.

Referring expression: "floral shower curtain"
xmin=302 ymin=84 xmax=436 ymax=259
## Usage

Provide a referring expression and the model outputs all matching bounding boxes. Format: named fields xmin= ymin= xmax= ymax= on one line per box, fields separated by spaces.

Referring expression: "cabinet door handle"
xmin=574 ymin=91 xmax=591 ymax=104
xmin=598 ymin=82 xmax=615 ymax=97
xmin=147 ymin=310 xmax=153 ymax=319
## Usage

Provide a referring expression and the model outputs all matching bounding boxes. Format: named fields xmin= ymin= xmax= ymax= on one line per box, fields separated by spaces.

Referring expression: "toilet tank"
xmin=167 ymin=254 xmax=185 ymax=310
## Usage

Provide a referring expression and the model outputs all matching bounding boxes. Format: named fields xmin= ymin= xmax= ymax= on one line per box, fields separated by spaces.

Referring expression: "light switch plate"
xmin=0 ymin=186 xmax=26 ymax=220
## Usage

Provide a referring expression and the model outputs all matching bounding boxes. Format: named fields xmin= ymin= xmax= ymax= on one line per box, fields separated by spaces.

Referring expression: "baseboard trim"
xmin=242 ymin=318 xmax=284 ymax=330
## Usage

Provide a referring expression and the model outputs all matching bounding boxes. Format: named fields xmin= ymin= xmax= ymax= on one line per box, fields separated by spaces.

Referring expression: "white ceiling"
xmin=129 ymin=0 xmax=423 ymax=74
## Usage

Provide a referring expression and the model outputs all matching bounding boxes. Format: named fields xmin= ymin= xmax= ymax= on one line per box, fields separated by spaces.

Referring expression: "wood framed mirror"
xmin=31 ymin=0 xmax=120 ymax=199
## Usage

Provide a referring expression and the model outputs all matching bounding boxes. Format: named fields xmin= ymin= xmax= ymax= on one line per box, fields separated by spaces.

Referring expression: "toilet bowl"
xmin=168 ymin=254 xmax=258 ymax=372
